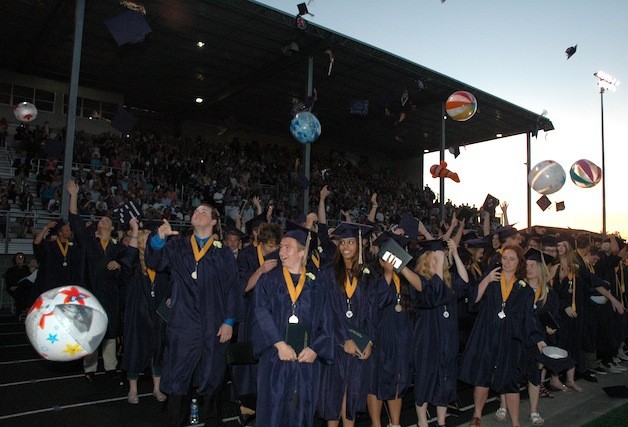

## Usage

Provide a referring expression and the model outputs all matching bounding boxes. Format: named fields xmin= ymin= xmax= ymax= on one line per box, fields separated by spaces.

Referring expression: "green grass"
xmin=583 ymin=402 xmax=628 ymax=427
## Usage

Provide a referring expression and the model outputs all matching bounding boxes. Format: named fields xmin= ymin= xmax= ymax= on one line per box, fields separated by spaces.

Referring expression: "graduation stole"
xmin=256 ymin=244 xmax=265 ymax=266
xmin=391 ymin=272 xmax=401 ymax=294
xmin=568 ymin=273 xmax=577 ymax=312
xmin=533 ymin=285 xmax=542 ymax=304
xmin=100 ymin=237 xmax=110 ymax=252
xmin=471 ymin=262 xmax=482 ymax=278
xmin=616 ymin=265 xmax=625 ymax=308
xmin=311 ymin=251 xmax=320 ymax=269
xmin=191 ymin=235 xmax=214 ymax=261
xmin=345 ymin=274 xmax=359 ymax=299
xmin=500 ymin=275 xmax=516 ymax=304
xmin=56 ymin=239 xmax=69 ymax=259
xmin=283 ymin=267 xmax=306 ymax=304
xmin=147 ymin=268 xmax=157 ymax=284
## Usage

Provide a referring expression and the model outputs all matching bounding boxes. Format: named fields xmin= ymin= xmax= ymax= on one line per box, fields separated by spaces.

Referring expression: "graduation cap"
xmin=331 ymin=222 xmax=373 ymax=265
xmin=105 ymin=10 xmax=152 ymax=46
xmin=464 ymin=238 xmax=490 ymax=249
xmin=111 ymin=108 xmax=138 ymax=135
xmin=602 ymin=385 xmax=628 ymax=398
xmin=556 ymin=201 xmax=565 ymax=212
xmin=481 ymin=194 xmax=500 ymax=216
xmin=535 ymin=347 xmax=576 ymax=374
xmin=456 ymin=206 xmax=474 ymax=222
xmin=113 ymin=201 xmax=142 ymax=230
xmin=224 ymin=227 xmax=245 ymax=239
xmin=565 ymin=44 xmax=577 ymax=59
xmin=372 ymin=231 xmax=409 ymax=248
xmin=297 ymin=3 xmax=313 ymax=16
xmin=536 ymin=195 xmax=551 ymax=211
xmin=398 ymin=212 xmax=420 ymax=240
xmin=245 ymin=213 xmax=267 ymax=235
xmin=418 ymin=239 xmax=448 ymax=252
xmin=524 ymin=247 xmax=555 ymax=265
xmin=448 ymin=144 xmax=461 ymax=158
xmin=461 ymin=231 xmax=479 ymax=242
xmin=50 ymin=219 xmax=68 ymax=235
xmin=293 ymin=173 xmax=310 ymax=189
xmin=494 ymin=225 xmax=519 ymax=241
xmin=286 ymin=220 xmax=318 ymax=249
xmin=542 ymin=235 xmax=559 ymax=247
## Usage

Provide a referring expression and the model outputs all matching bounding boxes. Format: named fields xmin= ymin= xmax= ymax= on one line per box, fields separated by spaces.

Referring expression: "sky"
xmin=258 ymin=0 xmax=628 ymax=237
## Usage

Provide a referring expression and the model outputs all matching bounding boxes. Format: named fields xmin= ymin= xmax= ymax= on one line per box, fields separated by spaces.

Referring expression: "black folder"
xmin=285 ymin=322 xmax=311 ymax=354
xmin=347 ymin=327 xmax=372 ymax=354
xmin=156 ymin=298 xmax=171 ymax=323
xmin=539 ymin=311 xmax=559 ymax=330
xmin=377 ymin=238 xmax=413 ymax=273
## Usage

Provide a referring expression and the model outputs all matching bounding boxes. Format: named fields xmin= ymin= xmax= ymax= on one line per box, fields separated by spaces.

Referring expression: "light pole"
xmin=593 ymin=71 xmax=619 ymax=234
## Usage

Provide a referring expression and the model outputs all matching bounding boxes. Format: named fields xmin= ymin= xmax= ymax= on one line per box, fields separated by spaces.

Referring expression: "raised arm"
xmin=366 ymin=192 xmax=378 ymax=224
xmin=318 ymin=185 xmax=330 ymax=225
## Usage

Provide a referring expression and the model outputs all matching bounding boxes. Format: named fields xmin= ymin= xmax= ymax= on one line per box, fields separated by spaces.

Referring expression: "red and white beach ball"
xmin=25 ymin=286 xmax=108 ymax=361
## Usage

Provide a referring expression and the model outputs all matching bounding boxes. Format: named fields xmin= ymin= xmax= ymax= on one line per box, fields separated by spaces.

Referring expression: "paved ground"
xmin=1 ymin=313 xmax=626 ymax=427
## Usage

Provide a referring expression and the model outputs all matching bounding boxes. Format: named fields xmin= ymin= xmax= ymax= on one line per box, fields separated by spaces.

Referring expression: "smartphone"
xmin=495 ymin=260 xmax=502 ymax=271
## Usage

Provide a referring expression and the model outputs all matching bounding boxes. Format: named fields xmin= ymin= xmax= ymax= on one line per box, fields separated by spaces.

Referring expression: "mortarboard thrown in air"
xmin=456 ymin=206 xmax=474 ymax=222
xmin=556 ymin=201 xmax=565 ymax=212
xmin=297 ymin=3 xmax=313 ymax=16
xmin=481 ymin=194 xmax=500 ymax=216
xmin=293 ymin=173 xmax=310 ymax=189
xmin=105 ymin=10 xmax=152 ymax=47
xmin=111 ymin=108 xmax=138 ymax=135
xmin=536 ymin=195 xmax=551 ymax=211
xmin=565 ymin=44 xmax=577 ymax=60
xmin=524 ymin=247 xmax=555 ymax=265
xmin=113 ymin=201 xmax=142 ymax=230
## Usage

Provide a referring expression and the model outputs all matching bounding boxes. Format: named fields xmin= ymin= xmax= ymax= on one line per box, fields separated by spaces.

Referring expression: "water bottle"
xmin=189 ymin=398 xmax=199 ymax=424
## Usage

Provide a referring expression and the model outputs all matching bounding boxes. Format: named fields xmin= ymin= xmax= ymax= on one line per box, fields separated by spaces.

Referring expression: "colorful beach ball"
xmin=14 ymin=102 xmax=38 ymax=123
xmin=25 ymin=286 xmax=108 ymax=361
xmin=290 ymin=111 xmax=321 ymax=144
xmin=570 ymin=159 xmax=602 ymax=188
xmin=528 ymin=160 xmax=566 ymax=195
xmin=445 ymin=91 xmax=477 ymax=122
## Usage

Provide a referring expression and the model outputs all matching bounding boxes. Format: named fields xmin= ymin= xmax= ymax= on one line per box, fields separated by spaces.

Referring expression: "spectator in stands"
xmin=5 ymin=252 xmax=31 ymax=313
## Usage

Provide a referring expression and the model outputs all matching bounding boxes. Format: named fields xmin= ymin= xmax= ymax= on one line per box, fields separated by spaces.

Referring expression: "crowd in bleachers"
xmin=2 ymin=120 xmax=472 ymax=236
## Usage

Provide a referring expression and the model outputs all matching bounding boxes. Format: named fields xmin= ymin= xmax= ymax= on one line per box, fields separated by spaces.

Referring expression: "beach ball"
xmin=25 ymin=286 xmax=108 ymax=361
xmin=290 ymin=111 xmax=321 ymax=143
xmin=14 ymin=102 xmax=38 ymax=123
xmin=570 ymin=159 xmax=602 ymax=188
xmin=528 ymin=160 xmax=566 ymax=195
xmin=445 ymin=91 xmax=477 ymax=121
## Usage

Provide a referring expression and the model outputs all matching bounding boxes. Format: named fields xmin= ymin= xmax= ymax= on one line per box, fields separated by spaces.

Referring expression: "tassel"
xmin=303 ymin=231 xmax=312 ymax=268
xmin=358 ymin=228 xmax=363 ymax=265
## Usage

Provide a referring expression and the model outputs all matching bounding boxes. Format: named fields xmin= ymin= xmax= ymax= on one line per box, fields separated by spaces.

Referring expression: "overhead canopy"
xmin=1 ymin=0 xmax=553 ymax=158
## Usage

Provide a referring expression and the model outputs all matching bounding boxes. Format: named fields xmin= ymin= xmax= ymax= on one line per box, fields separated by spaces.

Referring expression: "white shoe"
xmin=603 ymin=362 xmax=623 ymax=373
xmin=612 ymin=362 xmax=627 ymax=371
xmin=613 ymin=356 xmax=622 ymax=364
xmin=618 ymin=351 xmax=628 ymax=361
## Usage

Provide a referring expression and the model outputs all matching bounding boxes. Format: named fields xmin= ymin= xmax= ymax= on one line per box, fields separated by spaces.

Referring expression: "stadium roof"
xmin=2 ymin=0 xmax=554 ymax=158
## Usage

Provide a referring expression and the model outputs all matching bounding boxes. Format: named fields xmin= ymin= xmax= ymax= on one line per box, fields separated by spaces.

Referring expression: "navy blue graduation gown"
xmin=251 ymin=268 xmax=333 ymax=427
xmin=316 ymin=223 xmax=338 ymax=268
xmin=317 ymin=266 xmax=390 ymax=421
xmin=69 ymin=213 xmax=127 ymax=338
xmin=459 ymin=278 xmax=543 ymax=393
xmin=367 ymin=275 xmax=413 ymax=400
xmin=412 ymin=274 xmax=463 ymax=406
xmin=145 ymin=235 xmax=240 ymax=396
xmin=120 ymin=247 xmax=171 ymax=374
xmin=235 ymin=245 xmax=279 ymax=395
xmin=554 ymin=270 xmax=592 ymax=358
xmin=535 ymin=288 xmax=560 ymax=346
xmin=33 ymin=238 xmax=84 ymax=293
